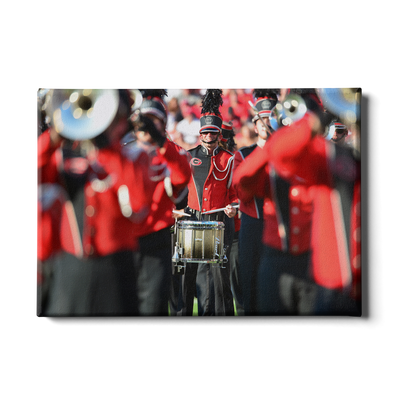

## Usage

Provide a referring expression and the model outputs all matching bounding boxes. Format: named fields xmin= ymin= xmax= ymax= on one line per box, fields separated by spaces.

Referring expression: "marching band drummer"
xmin=178 ymin=89 xmax=238 ymax=316
xmin=124 ymin=90 xmax=192 ymax=316
xmin=37 ymin=89 xmax=154 ymax=316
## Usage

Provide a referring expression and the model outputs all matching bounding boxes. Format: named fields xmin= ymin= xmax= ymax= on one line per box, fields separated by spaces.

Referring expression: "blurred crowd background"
xmin=165 ymin=89 xmax=257 ymax=150
xmin=164 ymin=88 xmax=356 ymax=150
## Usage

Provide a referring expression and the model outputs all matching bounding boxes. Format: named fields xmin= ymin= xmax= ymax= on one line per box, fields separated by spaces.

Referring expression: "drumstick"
xmin=201 ymin=205 xmax=239 ymax=215
xmin=172 ymin=210 xmax=191 ymax=217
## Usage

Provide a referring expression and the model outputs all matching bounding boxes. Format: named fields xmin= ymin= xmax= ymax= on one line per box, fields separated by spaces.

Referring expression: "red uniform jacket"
xmin=268 ymin=114 xmax=361 ymax=295
xmin=37 ymin=129 xmax=153 ymax=260
xmin=187 ymin=144 xmax=237 ymax=212
xmin=124 ymin=138 xmax=191 ymax=237
xmin=233 ymin=140 xmax=313 ymax=255
xmin=233 ymin=144 xmax=264 ymax=219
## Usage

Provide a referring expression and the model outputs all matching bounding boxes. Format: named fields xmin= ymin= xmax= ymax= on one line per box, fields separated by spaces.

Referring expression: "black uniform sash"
xmin=188 ymin=145 xmax=215 ymax=210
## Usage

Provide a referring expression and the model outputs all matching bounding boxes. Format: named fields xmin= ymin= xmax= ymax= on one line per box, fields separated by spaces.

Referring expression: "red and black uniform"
xmin=174 ymin=88 xmax=237 ymax=316
xmin=179 ymin=143 xmax=237 ymax=316
xmin=37 ymin=129 xmax=153 ymax=316
xmin=187 ymin=144 xmax=236 ymax=214
xmin=268 ymin=114 xmax=361 ymax=314
xmin=123 ymin=138 xmax=191 ymax=316
xmin=126 ymin=89 xmax=193 ymax=316
xmin=38 ymin=130 xmax=153 ymax=257
xmin=230 ymin=89 xmax=278 ymax=315
xmin=126 ymin=139 xmax=191 ymax=238
xmin=234 ymin=137 xmax=317 ymax=315
xmin=234 ymin=145 xmax=264 ymax=218
xmin=232 ymin=144 xmax=265 ymax=315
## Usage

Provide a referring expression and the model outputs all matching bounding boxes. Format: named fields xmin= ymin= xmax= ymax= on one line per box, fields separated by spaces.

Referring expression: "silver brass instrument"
xmin=129 ymin=89 xmax=143 ymax=111
xmin=270 ymin=94 xmax=307 ymax=130
xmin=316 ymin=88 xmax=360 ymax=125
xmin=34 ymin=85 xmax=50 ymax=102
xmin=43 ymin=89 xmax=120 ymax=140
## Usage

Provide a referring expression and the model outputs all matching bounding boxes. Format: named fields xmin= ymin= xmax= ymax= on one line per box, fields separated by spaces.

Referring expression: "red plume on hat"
xmin=199 ymin=89 xmax=223 ymax=134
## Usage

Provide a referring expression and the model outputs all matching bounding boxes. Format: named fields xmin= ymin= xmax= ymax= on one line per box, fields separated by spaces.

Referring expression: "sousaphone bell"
xmin=43 ymin=89 xmax=120 ymax=141
xmin=316 ymin=88 xmax=361 ymax=125
xmin=269 ymin=93 xmax=307 ymax=130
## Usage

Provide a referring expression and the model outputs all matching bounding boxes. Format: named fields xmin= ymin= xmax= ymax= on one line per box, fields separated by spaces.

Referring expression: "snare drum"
xmin=173 ymin=220 xmax=226 ymax=266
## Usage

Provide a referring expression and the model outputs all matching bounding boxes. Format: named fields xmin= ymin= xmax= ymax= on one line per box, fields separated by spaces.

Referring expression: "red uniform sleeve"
xmin=232 ymin=151 xmax=245 ymax=198
xmin=228 ymin=170 xmax=238 ymax=205
xmin=268 ymin=114 xmax=330 ymax=185
xmin=119 ymin=150 xmax=154 ymax=223
xmin=38 ymin=129 xmax=61 ymax=184
xmin=232 ymin=145 xmax=269 ymax=200
xmin=157 ymin=140 xmax=191 ymax=190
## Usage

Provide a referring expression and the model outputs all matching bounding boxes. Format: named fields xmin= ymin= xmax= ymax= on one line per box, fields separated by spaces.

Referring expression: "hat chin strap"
xmin=331 ymin=135 xmax=346 ymax=143
xmin=201 ymin=138 xmax=219 ymax=144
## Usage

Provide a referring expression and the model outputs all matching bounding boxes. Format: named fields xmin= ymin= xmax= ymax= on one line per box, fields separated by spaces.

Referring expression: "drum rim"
xmin=178 ymin=258 xmax=224 ymax=263
xmin=177 ymin=220 xmax=225 ymax=229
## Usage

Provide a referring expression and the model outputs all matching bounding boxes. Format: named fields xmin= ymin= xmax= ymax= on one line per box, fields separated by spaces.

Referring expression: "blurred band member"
xmin=221 ymin=121 xmax=243 ymax=314
xmin=234 ymin=90 xmax=327 ymax=315
xmin=327 ymin=120 xmax=349 ymax=145
xmin=38 ymin=89 xmax=153 ymax=316
xmin=124 ymin=89 xmax=192 ymax=316
xmin=232 ymin=89 xmax=278 ymax=315
xmin=268 ymin=90 xmax=361 ymax=315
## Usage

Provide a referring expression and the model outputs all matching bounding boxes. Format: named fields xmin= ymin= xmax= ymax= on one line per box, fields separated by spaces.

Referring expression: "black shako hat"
xmin=221 ymin=121 xmax=234 ymax=141
xmin=139 ymin=89 xmax=168 ymax=123
xmin=252 ymin=89 xmax=279 ymax=123
xmin=199 ymin=89 xmax=223 ymax=134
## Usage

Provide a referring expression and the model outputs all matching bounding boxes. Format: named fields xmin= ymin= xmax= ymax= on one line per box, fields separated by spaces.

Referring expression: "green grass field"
xmin=185 ymin=298 xmax=238 ymax=316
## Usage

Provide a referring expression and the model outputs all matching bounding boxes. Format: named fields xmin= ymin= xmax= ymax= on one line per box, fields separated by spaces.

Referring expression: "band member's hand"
xmin=131 ymin=111 xmax=166 ymax=147
xmin=224 ymin=204 xmax=237 ymax=218
xmin=172 ymin=209 xmax=190 ymax=220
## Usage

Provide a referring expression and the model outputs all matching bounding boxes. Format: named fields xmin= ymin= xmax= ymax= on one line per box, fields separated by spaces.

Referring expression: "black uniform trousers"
xmin=257 ymin=245 xmax=360 ymax=316
xmin=43 ymin=251 xmax=139 ymax=317
xmin=256 ymin=246 xmax=316 ymax=315
xmin=238 ymin=212 xmax=264 ymax=315
xmin=171 ymin=210 xmax=234 ymax=316
xmin=229 ymin=229 xmax=245 ymax=315
xmin=41 ymin=185 xmax=139 ymax=317
xmin=135 ymin=227 xmax=172 ymax=316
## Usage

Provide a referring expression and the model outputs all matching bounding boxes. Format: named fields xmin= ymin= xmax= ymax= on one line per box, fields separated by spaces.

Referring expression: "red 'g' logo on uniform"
xmin=190 ymin=158 xmax=202 ymax=166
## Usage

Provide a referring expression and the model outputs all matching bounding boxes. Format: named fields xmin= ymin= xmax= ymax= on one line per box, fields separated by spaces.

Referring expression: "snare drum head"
xmin=177 ymin=220 xmax=224 ymax=230
xmin=176 ymin=219 xmax=225 ymax=262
